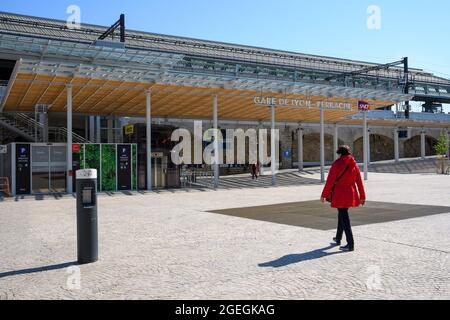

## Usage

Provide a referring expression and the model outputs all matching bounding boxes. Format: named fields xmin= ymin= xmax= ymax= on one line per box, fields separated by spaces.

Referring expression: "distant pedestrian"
xmin=320 ymin=145 xmax=366 ymax=252
xmin=251 ymin=163 xmax=260 ymax=180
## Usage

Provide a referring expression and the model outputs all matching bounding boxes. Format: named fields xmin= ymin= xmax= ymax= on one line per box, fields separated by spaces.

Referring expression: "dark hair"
xmin=337 ymin=145 xmax=351 ymax=156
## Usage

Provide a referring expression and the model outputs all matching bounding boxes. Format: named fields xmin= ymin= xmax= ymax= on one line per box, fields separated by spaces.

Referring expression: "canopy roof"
xmin=4 ymin=73 xmax=386 ymax=123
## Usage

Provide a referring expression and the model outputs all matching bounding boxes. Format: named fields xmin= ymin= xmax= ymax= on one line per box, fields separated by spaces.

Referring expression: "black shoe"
xmin=332 ymin=237 xmax=341 ymax=246
xmin=339 ymin=244 xmax=354 ymax=252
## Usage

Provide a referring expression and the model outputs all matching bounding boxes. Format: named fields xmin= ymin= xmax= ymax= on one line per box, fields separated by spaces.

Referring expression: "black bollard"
xmin=76 ymin=169 xmax=98 ymax=264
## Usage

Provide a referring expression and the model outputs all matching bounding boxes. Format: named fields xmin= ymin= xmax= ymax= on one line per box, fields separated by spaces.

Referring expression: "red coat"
xmin=321 ymin=155 xmax=366 ymax=209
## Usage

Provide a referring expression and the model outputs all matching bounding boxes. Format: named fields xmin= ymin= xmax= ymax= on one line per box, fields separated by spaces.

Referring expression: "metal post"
xmin=66 ymin=84 xmax=73 ymax=194
xmin=213 ymin=95 xmax=219 ymax=189
xmin=271 ymin=105 xmax=276 ymax=185
xmin=421 ymin=129 xmax=426 ymax=159
xmin=34 ymin=109 xmax=38 ymax=142
xmin=367 ymin=127 xmax=371 ymax=165
xmin=39 ymin=110 xmax=48 ymax=142
xmin=258 ymin=123 xmax=265 ymax=176
xmin=394 ymin=128 xmax=400 ymax=163
xmin=363 ymin=111 xmax=368 ymax=181
xmin=107 ymin=117 xmax=113 ymax=143
xmin=119 ymin=14 xmax=125 ymax=43
xmin=404 ymin=57 xmax=410 ymax=119
xmin=96 ymin=116 xmax=101 ymax=143
xmin=89 ymin=116 xmax=95 ymax=142
xmin=320 ymin=107 xmax=325 ymax=183
xmin=333 ymin=124 xmax=339 ymax=161
xmin=146 ymin=90 xmax=152 ymax=191
xmin=85 ymin=116 xmax=89 ymax=141
xmin=298 ymin=126 xmax=303 ymax=171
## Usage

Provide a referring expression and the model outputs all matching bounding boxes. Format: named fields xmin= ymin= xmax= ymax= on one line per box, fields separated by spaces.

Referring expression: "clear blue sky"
xmin=2 ymin=0 xmax=450 ymax=111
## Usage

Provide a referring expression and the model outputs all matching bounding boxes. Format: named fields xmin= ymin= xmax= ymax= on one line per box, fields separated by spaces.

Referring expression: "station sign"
xmin=124 ymin=124 xmax=134 ymax=135
xmin=15 ymin=144 xmax=31 ymax=195
xmin=254 ymin=96 xmax=352 ymax=111
xmin=117 ymin=144 xmax=132 ymax=190
xmin=72 ymin=144 xmax=81 ymax=153
xmin=358 ymin=100 xmax=370 ymax=111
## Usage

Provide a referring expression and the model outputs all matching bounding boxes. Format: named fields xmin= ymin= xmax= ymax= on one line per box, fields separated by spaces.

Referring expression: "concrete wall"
xmin=353 ymin=134 xmax=395 ymax=162
xmin=404 ymin=136 xmax=438 ymax=158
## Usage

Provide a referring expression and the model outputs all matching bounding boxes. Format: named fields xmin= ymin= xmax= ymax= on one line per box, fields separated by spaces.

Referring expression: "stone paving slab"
xmin=0 ymin=172 xmax=449 ymax=300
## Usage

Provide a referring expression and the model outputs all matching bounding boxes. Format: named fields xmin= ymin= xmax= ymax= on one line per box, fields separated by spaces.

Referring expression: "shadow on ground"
xmin=258 ymin=245 xmax=344 ymax=268
xmin=0 ymin=262 xmax=78 ymax=279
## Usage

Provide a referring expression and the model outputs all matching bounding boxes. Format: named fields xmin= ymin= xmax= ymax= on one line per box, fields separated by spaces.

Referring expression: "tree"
xmin=434 ymin=131 xmax=449 ymax=174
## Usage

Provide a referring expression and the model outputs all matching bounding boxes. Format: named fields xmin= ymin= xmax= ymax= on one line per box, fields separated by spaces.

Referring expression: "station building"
xmin=0 ymin=12 xmax=449 ymax=196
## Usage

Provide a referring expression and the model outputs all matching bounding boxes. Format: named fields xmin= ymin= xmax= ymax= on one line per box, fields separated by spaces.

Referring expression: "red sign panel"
xmin=358 ymin=100 xmax=370 ymax=111
xmin=72 ymin=144 xmax=81 ymax=153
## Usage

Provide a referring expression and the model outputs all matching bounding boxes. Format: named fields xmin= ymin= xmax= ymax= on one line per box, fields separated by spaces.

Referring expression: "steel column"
xmin=271 ymin=105 xmax=276 ymax=185
xmin=367 ymin=127 xmax=371 ymax=165
xmin=89 ymin=116 xmax=95 ymax=142
xmin=66 ymin=84 xmax=73 ymax=194
xmin=320 ymin=107 xmax=325 ymax=183
xmin=333 ymin=124 xmax=339 ymax=161
xmin=363 ymin=111 xmax=368 ymax=181
xmin=298 ymin=126 xmax=303 ymax=171
xmin=85 ymin=116 xmax=88 ymax=141
xmin=146 ymin=90 xmax=152 ymax=191
xmin=96 ymin=116 xmax=101 ymax=143
xmin=213 ymin=95 xmax=219 ymax=189
xmin=107 ymin=117 xmax=114 ymax=143
xmin=404 ymin=57 xmax=410 ymax=119
xmin=394 ymin=128 xmax=400 ymax=163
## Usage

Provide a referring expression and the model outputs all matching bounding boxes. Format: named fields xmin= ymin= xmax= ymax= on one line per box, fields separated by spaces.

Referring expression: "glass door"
xmin=153 ymin=157 xmax=168 ymax=189
xmin=32 ymin=145 xmax=50 ymax=193
xmin=50 ymin=146 xmax=66 ymax=193
xmin=31 ymin=145 xmax=67 ymax=194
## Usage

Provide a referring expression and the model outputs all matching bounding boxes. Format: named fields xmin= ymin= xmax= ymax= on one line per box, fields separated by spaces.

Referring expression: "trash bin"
xmin=76 ymin=169 xmax=98 ymax=264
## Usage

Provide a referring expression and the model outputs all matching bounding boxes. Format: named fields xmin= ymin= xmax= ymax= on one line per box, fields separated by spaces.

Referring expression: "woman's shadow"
xmin=258 ymin=244 xmax=343 ymax=268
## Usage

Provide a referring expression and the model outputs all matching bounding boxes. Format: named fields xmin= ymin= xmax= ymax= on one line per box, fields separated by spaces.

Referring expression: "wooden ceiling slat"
xmin=3 ymin=73 xmax=448 ymax=128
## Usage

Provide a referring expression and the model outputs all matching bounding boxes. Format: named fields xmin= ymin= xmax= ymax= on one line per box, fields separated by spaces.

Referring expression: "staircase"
xmin=0 ymin=112 xmax=90 ymax=143
xmin=0 ymin=126 xmax=17 ymax=144
xmin=0 ymin=113 xmax=38 ymax=141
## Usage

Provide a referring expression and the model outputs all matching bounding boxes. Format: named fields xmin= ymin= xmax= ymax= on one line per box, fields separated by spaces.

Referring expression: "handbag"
xmin=326 ymin=165 xmax=350 ymax=203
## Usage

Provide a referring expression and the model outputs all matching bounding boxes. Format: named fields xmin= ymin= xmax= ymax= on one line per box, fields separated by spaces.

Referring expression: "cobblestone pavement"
xmin=0 ymin=172 xmax=449 ymax=300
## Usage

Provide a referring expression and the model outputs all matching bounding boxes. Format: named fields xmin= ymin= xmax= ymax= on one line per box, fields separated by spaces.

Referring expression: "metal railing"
xmin=1 ymin=112 xmax=90 ymax=143
xmin=180 ymin=167 xmax=214 ymax=188
xmin=49 ymin=126 xmax=90 ymax=143
xmin=396 ymin=112 xmax=450 ymax=121
xmin=351 ymin=110 xmax=450 ymax=122
xmin=0 ymin=112 xmax=38 ymax=140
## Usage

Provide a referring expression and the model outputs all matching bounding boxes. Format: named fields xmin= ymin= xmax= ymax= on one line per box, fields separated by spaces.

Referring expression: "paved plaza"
xmin=0 ymin=171 xmax=449 ymax=300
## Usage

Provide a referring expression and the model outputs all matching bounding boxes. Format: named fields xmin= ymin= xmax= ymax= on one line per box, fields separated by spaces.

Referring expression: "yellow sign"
xmin=124 ymin=124 xmax=134 ymax=135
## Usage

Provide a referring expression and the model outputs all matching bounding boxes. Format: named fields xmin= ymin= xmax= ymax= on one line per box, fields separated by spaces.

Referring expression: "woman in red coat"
xmin=320 ymin=145 xmax=366 ymax=252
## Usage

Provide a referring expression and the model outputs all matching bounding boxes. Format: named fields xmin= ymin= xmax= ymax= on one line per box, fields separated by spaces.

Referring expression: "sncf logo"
xmin=358 ymin=101 xmax=370 ymax=111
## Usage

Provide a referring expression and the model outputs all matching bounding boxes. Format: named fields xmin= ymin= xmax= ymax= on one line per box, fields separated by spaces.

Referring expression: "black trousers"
xmin=336 ymin=208 xmax=354 ymax=247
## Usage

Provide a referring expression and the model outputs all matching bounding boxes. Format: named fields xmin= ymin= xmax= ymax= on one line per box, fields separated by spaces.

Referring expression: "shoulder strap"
xmin=335 ymin=165 xmax=350 ymax=183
